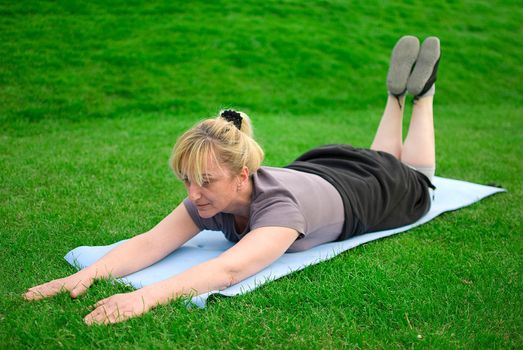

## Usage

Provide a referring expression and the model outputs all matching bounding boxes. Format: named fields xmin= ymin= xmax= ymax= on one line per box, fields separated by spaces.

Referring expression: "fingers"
xmin=24 ymin=280 xmax=65 ymax=301
xmin=85 ymin=293 xmax=149 ymax=325
xmin=26 ymin=280 xmax=148 ymax=325
xmin=84 ymin=301 xmax=136 ymax=325
xmin=25 ymin=275 xmax=94 ymax=301
xmin=24 ymin=290 xmax=44 ymax=301
xmin=85 ymin=296 xmax=119 ymax=325
xmin=84 ymin=304 xmax=111 ymax=325
xmin=94 ymin=296 xmax=111 ymax=308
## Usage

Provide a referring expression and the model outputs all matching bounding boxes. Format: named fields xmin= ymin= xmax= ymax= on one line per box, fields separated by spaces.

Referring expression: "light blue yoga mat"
xmin=65 ymin=176 xmax=504 ymax=308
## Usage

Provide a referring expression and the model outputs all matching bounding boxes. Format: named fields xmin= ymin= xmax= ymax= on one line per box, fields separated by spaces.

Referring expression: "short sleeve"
xmin=250 ymin=197 xmax=306 ymax=235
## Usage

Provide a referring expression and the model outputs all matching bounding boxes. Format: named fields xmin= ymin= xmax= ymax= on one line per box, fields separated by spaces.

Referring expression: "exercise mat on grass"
xmin=65 ymin=176 xmax=504 ymax=308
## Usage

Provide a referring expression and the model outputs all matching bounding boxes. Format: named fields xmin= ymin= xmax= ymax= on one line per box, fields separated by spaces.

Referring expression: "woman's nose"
xmin=187 ymin=183 xmax=202 ymax=201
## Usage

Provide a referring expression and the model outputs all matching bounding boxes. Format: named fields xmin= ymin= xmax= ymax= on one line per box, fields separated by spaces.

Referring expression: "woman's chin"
xmin=197 ymin=206 xmax=216 ymax=218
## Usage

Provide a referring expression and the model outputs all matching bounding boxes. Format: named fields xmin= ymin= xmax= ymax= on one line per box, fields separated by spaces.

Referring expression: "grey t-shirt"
xmin=183 ymin=166 xmax=344 ymax=252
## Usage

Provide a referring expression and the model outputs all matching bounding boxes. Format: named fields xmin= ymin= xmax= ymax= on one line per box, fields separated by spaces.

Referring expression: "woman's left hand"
xmin=84 ymin=290 xmax=155 ymax=325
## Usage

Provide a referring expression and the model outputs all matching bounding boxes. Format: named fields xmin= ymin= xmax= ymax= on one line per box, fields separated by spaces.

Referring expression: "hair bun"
xmin=220 ymin=110 xmax=242 ymax=129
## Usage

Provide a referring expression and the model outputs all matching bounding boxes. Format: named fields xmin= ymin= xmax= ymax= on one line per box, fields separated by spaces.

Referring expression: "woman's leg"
xmin=400 ymin=37 xmax=440 ymax=178
xmin=371 ymin=35 xmax=439 ymax=173
xmin=371 ymin=36 xmax=419 ymax=158
xmin=370 ymin=95 xmax=405 ymax=158
xmin=400 ymin=96 xmax=435 ymax=168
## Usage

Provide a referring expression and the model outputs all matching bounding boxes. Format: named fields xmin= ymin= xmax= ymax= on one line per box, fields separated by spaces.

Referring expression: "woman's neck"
xmin=229 ymin=177 xmax=253 ymax=219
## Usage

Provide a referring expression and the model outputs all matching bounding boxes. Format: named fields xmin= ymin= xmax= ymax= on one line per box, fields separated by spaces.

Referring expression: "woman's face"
xmin=183 ymin=156 xmax=241 ymax=218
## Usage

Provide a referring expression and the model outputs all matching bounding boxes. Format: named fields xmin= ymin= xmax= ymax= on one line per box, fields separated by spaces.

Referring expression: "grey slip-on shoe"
xmin=407 ymin=36 xmax=440 ymax=97
xmin=387 ymin=35 xmax=420 ymax=97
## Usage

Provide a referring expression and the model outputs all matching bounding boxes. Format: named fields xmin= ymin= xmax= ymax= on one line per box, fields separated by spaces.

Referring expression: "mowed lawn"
xmin=1 ymin=1 xmax=522 ymax=349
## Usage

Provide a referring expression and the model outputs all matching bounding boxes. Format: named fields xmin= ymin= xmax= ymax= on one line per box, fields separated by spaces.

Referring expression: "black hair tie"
xmin=220 ymin=110 xmax=242 ymax=129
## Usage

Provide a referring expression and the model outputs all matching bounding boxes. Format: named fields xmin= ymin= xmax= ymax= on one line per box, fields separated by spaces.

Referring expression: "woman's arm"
xmin=83 ymin=203 xmax=199 ymax=280
xmin=83 ymin=226 xmax=299 ymax=325
xmin=24 ymin=203 xmax=199 ymax=300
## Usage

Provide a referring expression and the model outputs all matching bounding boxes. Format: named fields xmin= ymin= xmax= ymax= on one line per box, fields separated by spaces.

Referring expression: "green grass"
xmin=1 ymin=0 xmax=522 ymax=348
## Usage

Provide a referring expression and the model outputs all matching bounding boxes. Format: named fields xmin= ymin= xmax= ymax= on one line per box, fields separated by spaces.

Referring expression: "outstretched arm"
xmin=24 ymin=203 xmax=199 ymax=301
xmin=83 ymin=226 xmax=299 ymax=325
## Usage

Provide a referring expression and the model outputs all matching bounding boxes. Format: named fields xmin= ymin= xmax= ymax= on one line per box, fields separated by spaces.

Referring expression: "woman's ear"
xmin=239 ymin=166 xmax=250 ymax=184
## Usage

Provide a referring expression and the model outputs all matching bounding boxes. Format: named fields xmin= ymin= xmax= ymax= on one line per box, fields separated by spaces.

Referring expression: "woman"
xmin=25 ymin=35 xmax=440 ymax=325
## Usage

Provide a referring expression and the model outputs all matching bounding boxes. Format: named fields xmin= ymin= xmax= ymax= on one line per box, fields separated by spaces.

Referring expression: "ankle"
xmin=413 ymin=93 xmax=434 ymax=105
xmin=415 ymin=84 xmax=435 ymax=100
xmin=387 ymin=94 xmax=407 ymax=111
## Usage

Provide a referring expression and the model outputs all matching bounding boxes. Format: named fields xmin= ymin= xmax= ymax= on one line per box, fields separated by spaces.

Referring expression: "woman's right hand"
xmin=24 ymin=270 xmax=95 ymax=301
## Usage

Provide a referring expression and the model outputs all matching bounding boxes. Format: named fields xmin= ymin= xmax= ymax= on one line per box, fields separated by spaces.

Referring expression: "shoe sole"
xmin=387 ymin=35 xmax=420 ymax=96
xmin=407 ymin=37 xmax=440 ymax=96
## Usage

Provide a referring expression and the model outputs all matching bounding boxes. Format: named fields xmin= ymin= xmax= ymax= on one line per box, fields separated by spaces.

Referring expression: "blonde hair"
xmin=170 ymin=110 xmax=264 ymax=185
